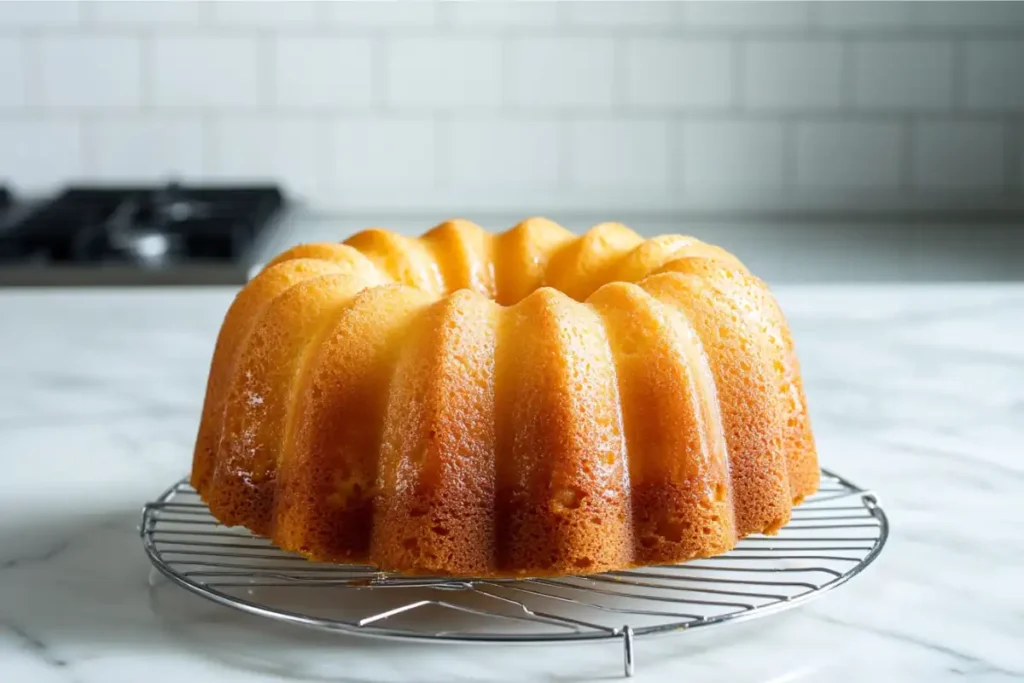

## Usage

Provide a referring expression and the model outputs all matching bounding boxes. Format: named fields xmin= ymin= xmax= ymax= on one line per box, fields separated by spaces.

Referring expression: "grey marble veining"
xmin=1 ymin=284 xmax=1022 ymax=682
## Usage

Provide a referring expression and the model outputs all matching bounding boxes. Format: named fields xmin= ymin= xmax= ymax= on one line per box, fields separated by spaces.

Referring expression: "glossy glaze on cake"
xmin=191 ymin=219 xmax=819 ymax=577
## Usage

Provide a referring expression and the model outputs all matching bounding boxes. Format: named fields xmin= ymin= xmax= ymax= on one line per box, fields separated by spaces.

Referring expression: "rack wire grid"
xmin=141 ymin=468 xmax=887 ymax=678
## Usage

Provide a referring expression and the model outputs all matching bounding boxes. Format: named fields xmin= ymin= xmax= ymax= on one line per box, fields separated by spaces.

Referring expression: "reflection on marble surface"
xmin=1 ymin=284 xmax=1023 ymax=681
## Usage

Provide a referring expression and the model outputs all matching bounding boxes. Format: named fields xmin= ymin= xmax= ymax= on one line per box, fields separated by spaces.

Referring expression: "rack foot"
xmin=622 ymin=625 xmax=635 ymax=677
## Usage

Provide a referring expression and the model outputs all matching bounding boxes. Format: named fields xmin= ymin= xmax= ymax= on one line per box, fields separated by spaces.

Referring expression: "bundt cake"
xmin=191 ymin=218 xmax=819 ymax=577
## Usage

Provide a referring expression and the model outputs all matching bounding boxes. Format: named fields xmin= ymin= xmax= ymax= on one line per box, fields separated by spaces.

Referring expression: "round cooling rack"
xmin=141 ymin=468 xmax=887 ymax=678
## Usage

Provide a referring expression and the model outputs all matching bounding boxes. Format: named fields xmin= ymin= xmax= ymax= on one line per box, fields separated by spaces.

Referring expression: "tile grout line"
xmin=612 ymin=35 xmax=629 ymax=114
xmin=951 ymin=37 xmax=967 ymax=112
xmin=1003 ymin=119 xmax=1021 ymax=193
xmin=901 ymin=114 xmax=916 ymax=193
xmin=500 ymin=33 xmax=515 ymax=112
xmin=669 ymin=117 xmax=685 ymax=192
xmin=200 ymin=110 xmax=216 ymax=179
xmin=139 ymin=29 xmax=153 ymax=111
xmin=3 ymin=105 xmax=1020 ymax=124
xmin=782 ymin=116 xmax=798 ymax=196
xmin=370 ymin=33 xmax=388 ymax=111
xmin=840 ymin=37 xmax=856 ymax=110
xmin=319 ymin=114 xmax=335 ymax=202
xmin=21 ymin=29 xmax=43 ymax=109
xmin=557 ymin=116 xmax=573 ymax=193
xmin=433 ymin=113 xmax=451 ymax=193
xmin=6 ymin=23 xmax=1024 ymax=39
xmin=732 ymin=38 xmax=745 ymax=112
xmin=78 ymin=110 xmax=96 ymax=178
xmin=256 ymin=29 xmax=275 ymax=111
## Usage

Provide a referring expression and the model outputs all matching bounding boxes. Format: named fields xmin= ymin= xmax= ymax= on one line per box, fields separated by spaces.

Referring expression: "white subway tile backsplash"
xmin=682 ymin=121 xmax=785 ymax=188
xmin=743 ymin=41 xmax=844 ymax=110
xmin=795 ymin=121 xmax=902 ymax=188
xmin=815 ymin=2 xmax=911 ymax=29
xmin=0 ymin=1 xmax=80 ymax=27
xmin=327 ymin=1 xmax=437 ymax=27
xmin=273 ymin=37 xmax=374 ymax=109
xmin=509 ymin=37 xmax=616 ymax=108
xmin=386 ymin=37 xmax=502 ymax=107
xmin=966 ymin=41 xmax=1024 ymax=111
xmin=39 ymin=36 xmax=142 ymax=109
xmin=0 ymin=38 xmax=26 ymax=109
xmin=625 ymin=40 xmax=733 ymax=108
xmin=0 ymin=0 xmax=1019 ymax=211
xmin=88 ymin=0 xmax=201 ymax=26
xmin=332 ymin=118 xmax=436 ymax=191
xmin=569 ymin=120 xmax=669 ymax=189
xmin=563 ymin=1 xmax=683 ymax=27
xmin=686 ymin=1 xmax=811 ymax=29
xmin=209 ymin=117 xmax=326 ymax=198
xmin=0 ymin=120 xmax=81 ymax=190
xmin=152 ymin=37 xmax=260 ymax=108
xmin=914 ymin=121 xmax=1006 ymax=189
xmin=854 ymin=41 xmax=954 ymax=110
xmin=209 ymin=0 xmax=321 ymax=26
xmin=86 ymin=117 xmax=204 ymax=180
xmin=444 ymin=2 xmax=560 ymax=28
xmin=449 ymin=119 xmax=560 ymax=190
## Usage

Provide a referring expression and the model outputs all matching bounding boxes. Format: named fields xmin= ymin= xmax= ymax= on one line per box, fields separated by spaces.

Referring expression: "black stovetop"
xmin=0 ymin=183 xmax=286 ymax=286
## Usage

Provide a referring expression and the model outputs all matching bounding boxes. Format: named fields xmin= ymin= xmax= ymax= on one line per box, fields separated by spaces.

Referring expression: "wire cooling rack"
xmin=141 ymin=468 xmax=887 ymax=678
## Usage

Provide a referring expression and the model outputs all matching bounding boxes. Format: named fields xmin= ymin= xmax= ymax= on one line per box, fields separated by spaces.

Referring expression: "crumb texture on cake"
xmin=191 ymin=218 xmax=819 ymax=577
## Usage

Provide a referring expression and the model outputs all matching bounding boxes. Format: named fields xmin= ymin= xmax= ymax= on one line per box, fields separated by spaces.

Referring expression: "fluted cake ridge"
xmin=191 ymin=218 xmax=819 ymax=577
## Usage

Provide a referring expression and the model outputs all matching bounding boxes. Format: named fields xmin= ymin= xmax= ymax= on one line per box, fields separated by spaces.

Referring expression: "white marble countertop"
xmin=1 ymin=283 xmax=1022 ymax=682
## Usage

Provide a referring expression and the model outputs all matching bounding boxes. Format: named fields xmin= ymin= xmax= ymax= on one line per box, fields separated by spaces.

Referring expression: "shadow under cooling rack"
xmin=140 ymin=468 xmax=888 ymax=678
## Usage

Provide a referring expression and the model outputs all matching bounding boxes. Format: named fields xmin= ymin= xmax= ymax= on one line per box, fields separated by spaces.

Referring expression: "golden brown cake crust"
xmin=191 ymin=219 xmax=819 ymax=578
